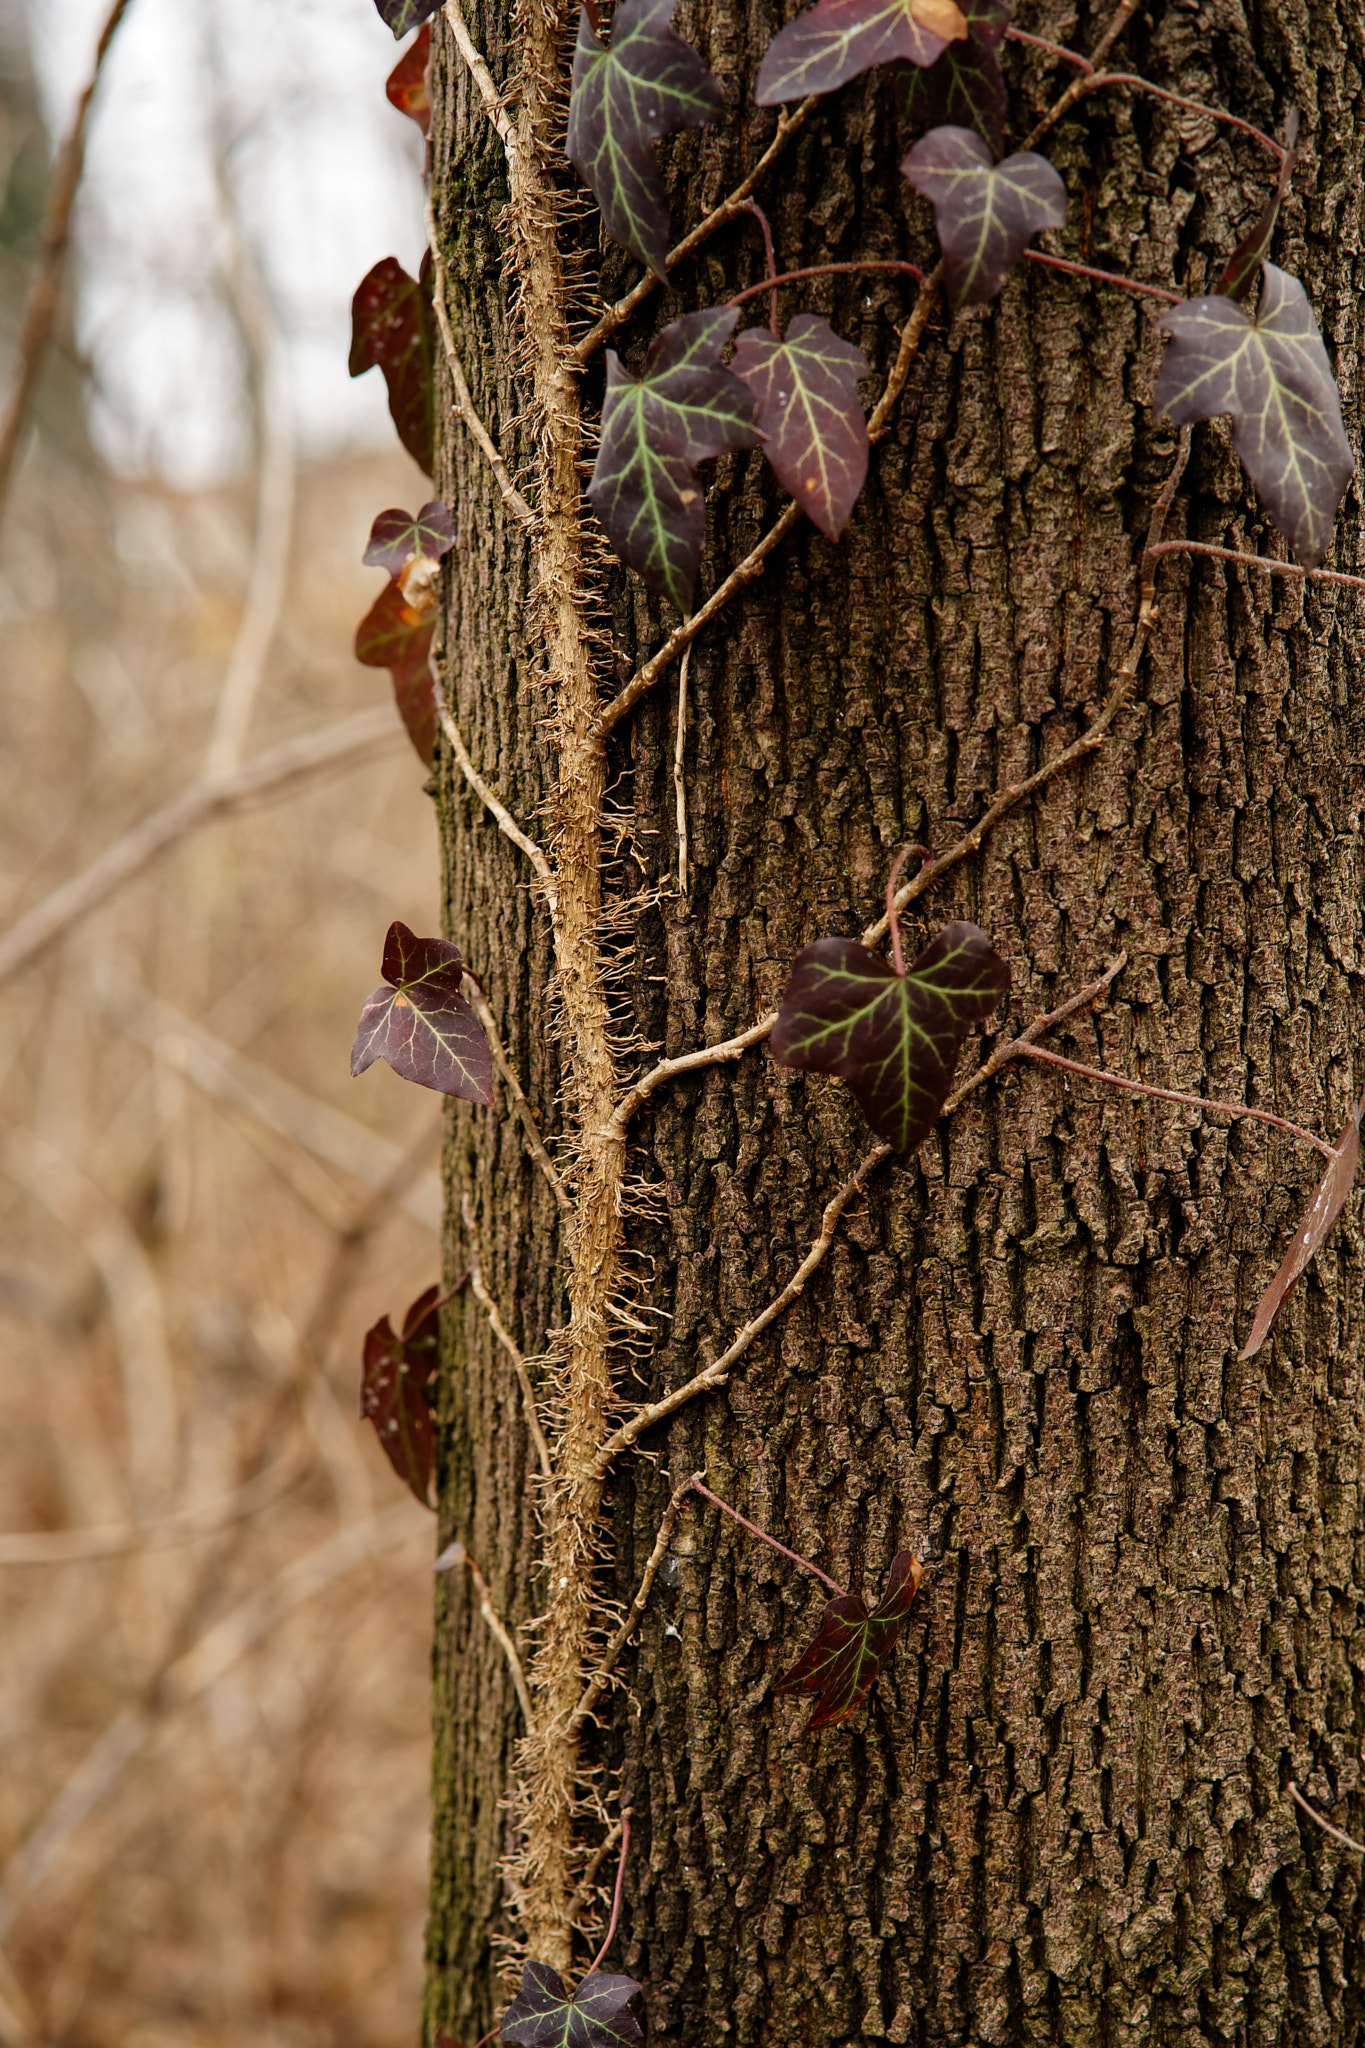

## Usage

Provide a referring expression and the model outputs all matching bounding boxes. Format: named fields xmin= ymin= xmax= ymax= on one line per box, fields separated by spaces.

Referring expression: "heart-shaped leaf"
xmin=361 ymin=1284 xmax=443 ymax=1506
xmin=756 ymin=0 xmax=967 ymax=106
xmin=566 ymin=0 xmax=724 ymax=276
xmin=902 ymin=0 xmax=1011 ymax=155
xmin=731 ymin=314 xmax=869 ymax=539
xmin=902 ymin=126 xmax=1067 ymax=307
xmin=588 ymin=306 xmax=761 ymax=610
xmin=354 ymin=581 xmax=437 ymax=765
xmin=1215 ymin=109 xmax=1298 ymax=304
xmin=772 ymin=920 xmax=1009 ymax=1150
xmin=774 ymin=1551 xmax=924 ymax=1731
xmin=1239 ymin=1093 xmax=1362 ymax=1360
xmin=363 ymin=501 xmax=457 ymax=580
xmin=500 ymin=1962 xmax=643 ymax=2047
xmin=372 ymin=0 xmax=440 ymax=37
xmin=1154 ymin=260 xmax=1353 ymax=565
xmin=352 ymin=922 xmax=494 ymax=1104
xmin=386 ymin=23 xmax=432 ymax=134
xmin=349 ymin=254 xmax=437 ymax=475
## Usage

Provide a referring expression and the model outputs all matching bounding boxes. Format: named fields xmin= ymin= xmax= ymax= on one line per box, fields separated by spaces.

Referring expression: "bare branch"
xmin=0 ymin=0 xmax=136 ymax=524
xmin=442 ymin=0 xmax=517 ymax=151
xmin=425 ymin=194 xmax=536 ymax=530
xmin=1289 ymin=1782 xmax=1365 ymax=1856
xmin=0 ymin=707 xmax=403 ymax=988
xmin=568 ymin=1472 xmax=695 ymax=1738
xmin=431 ymin=661 xmax=557 ymax=901
xmin=463 ymin=982 xmax=573 ymax=1213
xmin=0 ymin=1451 xmax=303 ymax=1568
xmin=436 ymin=1539 xmax=536 ymax=1729
xmin=590 ymin=1142 xmax=892 ymax=1477
xmin=571 ymin=98 xmax=821 ymax=366
xmin=461 ymin=1195 xmax=555 ymax=1483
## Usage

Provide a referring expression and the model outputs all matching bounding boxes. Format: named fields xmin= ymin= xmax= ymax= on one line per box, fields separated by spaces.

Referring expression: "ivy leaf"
xmin=566 ymin=0 xmax=724 ymax=276
xmin=349 ymin=254 xmax=437 ymax=475
xmin=351 ymin=922 xmax=494 ymax=1104
xmin=756 ymin=0 xmax=967 ymax=105
xmin=774 ymin=1551 xmax=924 ymax=1732
xmin=771 ymin=920 xmax=1009 ymax=1151
xmin=1216 ymin=109 xmax=1298 ymax=304
xmin=500 ymin=1962 xmax=643 ymax=2047
xmin=1239 ymin=1093 xmax=1363 ymax=1361
xmin=355 ymin=582 xmax=437 ymax=765
xmin=902 ymin=0 xmax=1011 ymax=155
xmin=363 ymin=501 xmax=457 ymax=580
xmin=731 ymin=314 xmax=869 ymax=539
xmin=588 ymin=307 xmax=761 ymax=610
xmin=386 ymin=24 xmax=432 ymax=135
xmin=372 ymin=0 xmax=440 ymax=37
xmin=902 ymin=126 xmax=1067 ymax=307
xmin=1153 ymin=260 xmax=1354 ymax=565
xmin=361 ymin=1284 xmax=442 ymax=1506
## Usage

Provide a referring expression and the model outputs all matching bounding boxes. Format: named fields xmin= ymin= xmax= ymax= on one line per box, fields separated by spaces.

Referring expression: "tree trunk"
xmin=424 ymin=0 xmax=1365 ymax=2041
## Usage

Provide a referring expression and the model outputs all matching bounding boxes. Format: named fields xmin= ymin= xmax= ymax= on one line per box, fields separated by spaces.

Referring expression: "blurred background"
xmin=0 ymin=1 xmax=446 ymax=2042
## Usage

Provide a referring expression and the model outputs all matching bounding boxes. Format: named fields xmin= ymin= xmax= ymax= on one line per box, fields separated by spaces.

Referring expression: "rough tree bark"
xmin=423 ymin=0 xmax=1365 ymax=2041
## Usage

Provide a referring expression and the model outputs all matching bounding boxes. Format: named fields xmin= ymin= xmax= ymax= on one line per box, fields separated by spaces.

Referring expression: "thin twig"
xmin=940 ymin=955 xmax=1129 ymax=1119
xmin=673 ymin=643 xmax=691 ymax=896
xmin=1018 ymin=0 xmax=1139 ymax=153
xmin=442 ymin=0 xmax=516 ymax=149
xmin=1289 ymin=1782 xmax=1365 ymax=1855
xmin=0 ymin=0 xmax=135 ymax=523
xmin=593 ymin=504 xmax=803 ymax=740
xmin=589 ymin=1142 xmax=892 ymax=1478
xmin=464 ymin=980 xmax=572 ymax=1212
xmin=610 ymin=1015 xmax=777 ymax=1133
xmin=586 ymin=1815 xmax=631 ymax=1973
xmin=687 ymin=1475 xmax=845 ymax=1596
xmin=565 ymin=1819 xmax=624 ymax=1931
xmin=568 ymin=1472 xmax=694 ymax=1738
xmin=867 ymin=263 xmax=943 ymax=441
xmin=435 ymin=1539 xmax=536 ymax=1728
xmin=430 ymin=659 xmax=557 ymax=901
xmin=1016 ymin=1045 xmax=1337 ymax=1161
xmin=1145 ymin=539 xmax=1365 ymax=595
xmin=425 ymin=195 xmax=536 ymax=530
xmin=571 ymin=99 xmax=821 ymax=365
xmin=0 ymin=1447 xmax=303 ymax=1567
xmin=0 ymin=706 xmax=402 ymax=988
xmin=461 ymin=1194 xmax=554 ymax=1483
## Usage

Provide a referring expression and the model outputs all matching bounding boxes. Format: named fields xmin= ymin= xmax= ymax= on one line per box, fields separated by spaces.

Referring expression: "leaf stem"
xmin=884 ymin=845 xmax=926 ymax=976
xmin=1024 ymin=249 xmax=1183 ymax=305
xmin=1016 ymin=1046 xmax=1338 ymax=1161
xmin=687 ymin=1476 xmax=847 ymax=1597
xmin=740 ymin=200 xmax=781 ymax=335
xmin=586 ymin=1814 xmax=631 ymax=1973
xmin=726 ymin=258 xmax=928 ymax=318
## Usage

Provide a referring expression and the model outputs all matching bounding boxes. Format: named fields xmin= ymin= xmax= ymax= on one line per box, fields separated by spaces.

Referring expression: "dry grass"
xmin=0 ymin=432 xmax=445 ymax=2048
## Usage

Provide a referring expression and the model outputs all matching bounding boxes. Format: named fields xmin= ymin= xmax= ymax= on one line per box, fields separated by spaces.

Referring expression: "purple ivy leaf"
xmin=386 ymin=23 xmax=432 ymax=135
xmin=902 ymin=0 xmax=1011 ymax=155
xmin=363 ymin=501 xmax=457 ymax=579
xmin=1239 ymin=1093 xmax=1363 ymax=1361
xmin=360 ymin=1283 xmax=442 ymax=1507
xmin=352 ymin=922 xmax=494 ymax=1104
xmin=1154 ymin=260 xmax=1354 ymax=565
xmin=566 ymin=0 xmax=724 ymax=276
xmin=772 ymin=920 xmax=1009 ymax=1151
xmin=731 ymin=314 xmax=869 ymax=539
xmin=1216 ymin=109 xmax=1299 ymax=304
xmin=349 ymin=254 xmax=437 ymax=475
xmin=902 ymin=126 xmax=1067 ymax=307
xmin=774 ymin=1551 xmax=924 ymax=1732
xmin=354 ymin=582 xmax=437 ymax=765
xmin=500 ymin=1962 xmax=643 ymax=2047
xmin=588 ymin=306 xmax=761 ymax=610
xmin=372 ymin=0 xmax=440 ymax=37
xmin=756 ymin=0 xmax=967 ymax=105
